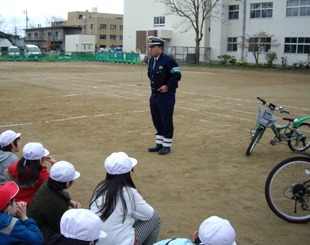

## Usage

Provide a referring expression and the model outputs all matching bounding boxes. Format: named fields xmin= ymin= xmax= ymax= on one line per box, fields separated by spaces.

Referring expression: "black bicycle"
xmin=265 ymin=153 xmax=310 ymax=223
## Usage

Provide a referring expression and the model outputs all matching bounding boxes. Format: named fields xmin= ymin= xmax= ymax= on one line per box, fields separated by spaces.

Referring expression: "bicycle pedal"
xmin=285 ymin=133 xmax=292 ymax=138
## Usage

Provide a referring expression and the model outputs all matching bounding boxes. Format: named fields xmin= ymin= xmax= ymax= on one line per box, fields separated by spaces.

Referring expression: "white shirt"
xmin=90 ymin=187 xmax=154 ymax=245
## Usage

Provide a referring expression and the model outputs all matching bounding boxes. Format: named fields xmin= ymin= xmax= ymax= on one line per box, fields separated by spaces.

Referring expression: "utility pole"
xmin=24 ymin=10 xmax=28 ymax=29
xmin=83 ymin=15 xmax=87 ymax=34
xmin=241 ymin=0 xmax=247 ymax=61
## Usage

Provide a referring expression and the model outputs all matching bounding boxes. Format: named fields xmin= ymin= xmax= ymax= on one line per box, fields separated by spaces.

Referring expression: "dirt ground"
xmin=0 ymin=61 xmax=309 ymax=244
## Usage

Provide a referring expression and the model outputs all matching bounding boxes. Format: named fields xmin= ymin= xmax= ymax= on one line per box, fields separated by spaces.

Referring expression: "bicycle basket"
xmin=256 ymin=108 xmax=278 ymax=127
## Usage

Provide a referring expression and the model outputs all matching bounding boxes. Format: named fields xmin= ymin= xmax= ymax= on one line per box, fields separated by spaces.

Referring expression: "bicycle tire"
xmin=246 ymin=127 xmax=264 ymax=156
xmin=265 ymin=156 xmax=310 ymax=223
xmin=288 ymin=123 xmax=310 ymax=152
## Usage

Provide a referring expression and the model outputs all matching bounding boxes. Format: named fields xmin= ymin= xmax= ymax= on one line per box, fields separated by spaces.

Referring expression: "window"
xmin=100 ymin=35 xmax=106 ymax=40
xmin=284 ymin=37 xmax=310 ymax=53
xmin=99 ymin=24 xmax=106 ymax=29
xmin=55 ymin=31 xmax=60 ymax=40
xmin=79 ymin=15 xmax=83 ymax=19
xmin=120 ymin=35 xmax=123 ymax=40
xmin=110 ymin=25 xmax=117 ymax=30
xmin=110 ymin=35 xmax=116 ymax=40
xmin=286 ymin=0 xmax=310 ymax=17
xmin=229 ymin=5 xmax=239 ymax=19
xmin=154 ymin=16 xmax=165 ymax=27
xmin=227 ymin=37 xmax=238 ymax=51
xmin=47 ymin=32 xmax=52 ymax=38
xmin=120 ymin=25 xmax=123 ymax=30
xmin=250 ymin=2 xmax=273 ymax=18
xmin=27 ymin=33 xmax=31 ymax=39
xmin=249 ymin=37 xmax=271 ymax=52
xmin=91 ymin=24 xmax=95 ymax=29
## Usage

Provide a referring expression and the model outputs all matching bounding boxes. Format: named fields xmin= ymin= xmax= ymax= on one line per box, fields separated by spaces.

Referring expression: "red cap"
xmin=0 ymin=181 xmax=19 ymax=210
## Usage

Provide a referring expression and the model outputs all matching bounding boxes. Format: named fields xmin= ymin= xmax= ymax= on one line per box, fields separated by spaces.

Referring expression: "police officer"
xmin=147 ymin=36 xmax=182 ymax=155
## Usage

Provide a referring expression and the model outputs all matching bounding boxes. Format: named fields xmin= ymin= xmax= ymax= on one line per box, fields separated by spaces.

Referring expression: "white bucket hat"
xmin=0 ymin=130 xmax=21 ymax=147
xmin=61 ymin=209 xmax=107 ymax=241
xmin=198 ymin=216 xmax=237 ymax=245
xmin=104 ymin=152 xmax=137 ymax=175
xmin=23 ymin=142 xmax=49 ymax=160
xmin=50 ymin=161 xmax=80 ymax=182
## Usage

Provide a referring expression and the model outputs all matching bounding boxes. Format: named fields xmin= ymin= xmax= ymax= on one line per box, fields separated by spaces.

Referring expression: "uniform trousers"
xmin=150 ymin=90 xmax=175 ymax=144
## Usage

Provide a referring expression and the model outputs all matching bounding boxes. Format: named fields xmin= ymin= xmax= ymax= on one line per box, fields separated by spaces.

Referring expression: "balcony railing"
xmin=26 ymin=35 xmax=65 ymax=41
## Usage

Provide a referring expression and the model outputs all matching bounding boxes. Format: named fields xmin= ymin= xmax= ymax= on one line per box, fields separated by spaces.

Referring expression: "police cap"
xmin=147 ymin=36 xmax=166 ymax=47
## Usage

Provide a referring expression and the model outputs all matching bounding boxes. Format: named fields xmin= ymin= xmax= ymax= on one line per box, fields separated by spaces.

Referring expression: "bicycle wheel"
xmin=288 ymin=123 xmax=310 ymax=152
xmin=246 ymin=127 xmax=264 ymax=156
xmin=265 ymin=156 xmax=310 ymax=223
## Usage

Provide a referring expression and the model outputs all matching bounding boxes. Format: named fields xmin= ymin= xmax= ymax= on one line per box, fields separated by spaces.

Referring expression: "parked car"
xmin=24 ymin=44 xmax=42 ymax=58
xmin=8 ymin=46 xmax=20 ymax=57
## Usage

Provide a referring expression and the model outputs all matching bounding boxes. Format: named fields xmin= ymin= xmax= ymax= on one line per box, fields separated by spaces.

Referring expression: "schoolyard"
xmin=0 ymin=61 xmax=309 ymax=244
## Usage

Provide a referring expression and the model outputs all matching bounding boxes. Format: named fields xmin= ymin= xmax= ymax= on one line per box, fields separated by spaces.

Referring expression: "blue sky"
xmin=0 ymin=0 xmax=124 ymax=35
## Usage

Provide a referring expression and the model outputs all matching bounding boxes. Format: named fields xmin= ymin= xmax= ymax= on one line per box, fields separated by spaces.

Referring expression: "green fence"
xmin=0 ymin=51 xmax=142 ymax=64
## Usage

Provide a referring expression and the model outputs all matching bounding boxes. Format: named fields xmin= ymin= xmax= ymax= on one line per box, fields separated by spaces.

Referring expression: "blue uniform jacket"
xmin=0 ymin=213 xmax=43 ymax=245
xmin=148 ymin=53 xmax=181 ymax=93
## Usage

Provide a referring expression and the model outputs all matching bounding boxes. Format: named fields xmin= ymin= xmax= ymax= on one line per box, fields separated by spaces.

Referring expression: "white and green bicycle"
xmin=246 ymin=97 xmax=310 ymax=156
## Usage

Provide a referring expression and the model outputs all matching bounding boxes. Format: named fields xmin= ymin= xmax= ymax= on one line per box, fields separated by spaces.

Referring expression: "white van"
xmin=24 ymin=44 xmax=42 ymax=58
xmin=8 ymin=46 xmax=20 ymax=57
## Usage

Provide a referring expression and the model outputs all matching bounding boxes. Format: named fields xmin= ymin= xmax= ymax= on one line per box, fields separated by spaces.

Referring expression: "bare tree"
xmin=0 ymin=13 xmax=6 ymax=30
xmin=157 ymin=0 xmax=220 ymax=63
xmin=241 ymin=32 xmax=279 ymax=65
xmin=44 ymin=16 xmax=64 ymax=27
xmin=11 ymin=18 xmax=18 ymax=35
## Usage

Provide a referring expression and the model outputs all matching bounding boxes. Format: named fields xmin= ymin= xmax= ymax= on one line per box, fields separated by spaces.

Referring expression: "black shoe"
xmin=158 ymin=147 xmax=170 ymax=155
xmin=148 ymin=144 xmax=162 ymax=152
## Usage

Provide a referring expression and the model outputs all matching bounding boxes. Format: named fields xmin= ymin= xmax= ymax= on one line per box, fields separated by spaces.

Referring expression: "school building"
xmin=123 ymin=0 xmax=310 ymax=65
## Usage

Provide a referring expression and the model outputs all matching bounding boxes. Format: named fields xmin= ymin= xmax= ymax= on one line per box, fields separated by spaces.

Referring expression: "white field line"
xmin=6 ymin=72 xmax=309 ymax=112
xmin=1 ymin=74 xmax=308 ymax=129
xmin=0 ymin=110 xmax=148 ymax=128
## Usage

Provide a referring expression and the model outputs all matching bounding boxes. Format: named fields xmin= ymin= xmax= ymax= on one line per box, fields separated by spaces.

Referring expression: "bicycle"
xmin=245 ymin=97 xmax=310 ymax=156
xmin=265 ymin=153 xmax=310 ymax=223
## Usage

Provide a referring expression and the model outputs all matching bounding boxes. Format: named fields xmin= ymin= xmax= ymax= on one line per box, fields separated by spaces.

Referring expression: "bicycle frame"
xmin=293 ymin=116 xmax=310 ymax=127
xmin=268 ymin=116 xmax=310 ymax=144
xmin=270 ymin=123 xmax=289 ymax=141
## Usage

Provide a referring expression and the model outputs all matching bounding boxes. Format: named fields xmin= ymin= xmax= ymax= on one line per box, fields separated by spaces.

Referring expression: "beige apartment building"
xmin=24 ymin=9 xmax=123 ymax=51
xmin=64 ymin=10 xmax=123 ymax=50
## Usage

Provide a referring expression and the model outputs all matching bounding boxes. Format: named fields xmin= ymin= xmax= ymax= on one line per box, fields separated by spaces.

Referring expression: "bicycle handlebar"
xmin=257 ymin=97 xmax=290 ymax=114
xmin=257 ymin=97 xmax=266 ymax=105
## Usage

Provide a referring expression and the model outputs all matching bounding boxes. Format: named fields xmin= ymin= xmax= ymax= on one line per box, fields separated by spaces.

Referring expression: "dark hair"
xmin=47 ymin=178 xmax=72 ymax=205
xmin=48 ymin=234 xmax=95 ymax=245
xmin=16 ymin=157 xmax=42 ymax=183
xmin=0 ymin=204 xmax=9 ymax=214
xmin=89 ymin=171 xmax=136 ymax=222
xmin=1 ymin=137 xmax=20 ymax=152
xmin=193 ymin=236 xmax=202 ymax=245
xmin=0 ymin=198 xmax=14 ymax=214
